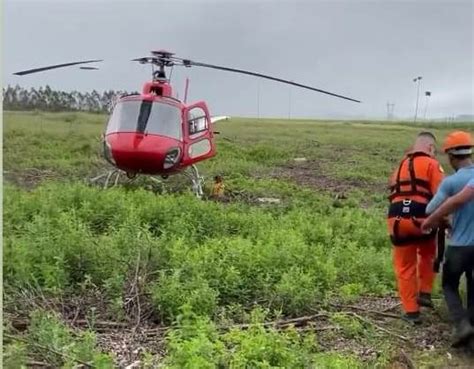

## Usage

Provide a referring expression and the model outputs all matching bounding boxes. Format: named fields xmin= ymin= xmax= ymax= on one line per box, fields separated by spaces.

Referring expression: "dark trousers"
xmin=442 ymin=246 xmax=474 ymax=324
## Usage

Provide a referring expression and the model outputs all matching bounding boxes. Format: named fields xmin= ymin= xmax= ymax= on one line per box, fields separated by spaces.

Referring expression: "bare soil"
xmin=3 ymin=169 xmax=60 ymax=190
xmin=268 ymin=159 xmax=386 ymax=196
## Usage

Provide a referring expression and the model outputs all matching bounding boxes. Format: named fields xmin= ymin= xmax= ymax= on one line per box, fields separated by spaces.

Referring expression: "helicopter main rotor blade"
xmin=13 ymin=59 xmax=103 ymax=76
xmin=179 ymin=59 xmax=361 ymax=103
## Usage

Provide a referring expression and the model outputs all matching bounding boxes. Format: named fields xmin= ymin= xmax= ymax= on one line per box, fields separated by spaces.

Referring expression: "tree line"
xmin=3 ymin=85 xmax=138 ymax=113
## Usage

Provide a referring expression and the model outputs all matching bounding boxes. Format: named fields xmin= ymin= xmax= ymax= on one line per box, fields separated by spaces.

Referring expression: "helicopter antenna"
xmin=169 ymin=65 xmax=174 ymax=82
xmin=184 ymin=77 xmax=190 ymax=103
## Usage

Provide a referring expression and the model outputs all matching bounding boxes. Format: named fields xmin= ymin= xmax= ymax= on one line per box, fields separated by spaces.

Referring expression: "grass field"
xmin=3 ymin=110 xmax=474 ymax=368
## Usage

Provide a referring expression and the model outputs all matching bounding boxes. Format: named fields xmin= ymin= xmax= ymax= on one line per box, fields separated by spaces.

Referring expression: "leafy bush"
xmin=3 ymin=341 xmax=28 ymax=369
xmin=5 ymin=310 xmax=115 ymax=368
xmin=4 ymin=182 xmax=395 ymax=366
xmin=4 ymin=183 xmax=394 ymax=322
xmin=163 ymin=306 xmax=368 ymax=368
xmin=164 ymin=306 xmax=323 ymax=368
xmin=163 ymin=305 xmax=226 ymax=368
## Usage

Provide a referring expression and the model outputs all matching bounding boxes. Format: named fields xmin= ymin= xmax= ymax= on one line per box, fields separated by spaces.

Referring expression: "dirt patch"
xmin=97 ymin=330 xmax=165 ymax=367
xmin=330 ymin=295 xmax=451 ymax=348
xmin=3 ymin=169 xmax=61 ymax=189
xmin=268 ymin=160 xmax=386 ymax=196
xmin=329 ymin=296 xmax=474 ymax=368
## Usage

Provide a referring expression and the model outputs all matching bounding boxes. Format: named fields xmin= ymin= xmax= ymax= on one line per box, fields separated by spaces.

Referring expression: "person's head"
xmin=413 ymin=131 xmax=437 ymax=156
xmin=214 ymin=175 xmax=223 ymax=183
xmin=442 ymin=131 xmax=473 ymax=170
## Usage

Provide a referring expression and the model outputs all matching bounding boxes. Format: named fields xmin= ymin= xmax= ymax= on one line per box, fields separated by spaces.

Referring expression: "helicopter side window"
xmin=188 ymin=107 xmax=208 ymax=137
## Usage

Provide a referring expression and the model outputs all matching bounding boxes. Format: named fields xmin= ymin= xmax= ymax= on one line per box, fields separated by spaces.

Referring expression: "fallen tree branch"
xmin=27 ymin=361 xmax=52 ymax=368
xmin=382 ymin=303 xmax=401 ymax=312
xmin=400 ymin=349 xmax=416 ymax=369
xmin=10 ymin=307 xmax=410 ymax=347
xmin=330 ymin=303 xmax=400 ymax=319
xmin=143 ymin=313 xmax=331 ymax=337
xmin=12 ymin=318 xmax=130 ymax=333
xmin=71 ymin=320 xmax=129 ymax=329
xmin=226 ymin=313 xmax=330 ymax=330
xmin=4 ymin=333 xmax=93 ymax=368
xmin=297 ymin=325 xmax=340 ymax=333
xmin=344 ymin=312 xmax=410 ymax=342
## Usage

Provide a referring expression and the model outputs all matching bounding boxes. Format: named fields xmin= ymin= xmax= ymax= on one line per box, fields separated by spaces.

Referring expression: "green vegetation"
xmin=3 ymin=111 xmax=473 ymax=367
xmin=4 ymin=310 xmax=114 ymax=368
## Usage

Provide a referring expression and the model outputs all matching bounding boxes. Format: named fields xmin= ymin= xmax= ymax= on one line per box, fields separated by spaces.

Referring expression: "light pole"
xmin=257 ymin=81 xmax=260 ymax=118
xmin=413 ymin=76 xmax=422 ymax=122
xmin=423 ymin=91 xmax=431 ymax=120
xmin=288 ymin=85 xmax=292 ymax=120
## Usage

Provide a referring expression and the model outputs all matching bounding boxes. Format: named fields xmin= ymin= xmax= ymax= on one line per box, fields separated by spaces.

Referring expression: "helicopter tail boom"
xmin=210 ymin=116 xmax=230 ymax=124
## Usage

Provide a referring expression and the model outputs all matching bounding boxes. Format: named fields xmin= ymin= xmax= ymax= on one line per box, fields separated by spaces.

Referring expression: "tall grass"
xmin=4 ymin=111 xmax=472 ymax=367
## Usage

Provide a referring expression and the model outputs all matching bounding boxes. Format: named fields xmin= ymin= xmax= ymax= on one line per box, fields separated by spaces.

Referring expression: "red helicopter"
xmin=13 ymin=50 xmax=361 ymax=197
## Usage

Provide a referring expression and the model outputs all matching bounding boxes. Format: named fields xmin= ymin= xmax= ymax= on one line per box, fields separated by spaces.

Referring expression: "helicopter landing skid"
xmin=89 ymin=169 xmax=125 ymax=189
xmin=89 ymin=166 xmax=204 ymax=197
xmin=183 ymin=165 xmax=204 ymax=198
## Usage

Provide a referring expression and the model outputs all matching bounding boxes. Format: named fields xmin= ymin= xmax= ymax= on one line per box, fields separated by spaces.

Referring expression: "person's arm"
xmin=426 ymin=178 xmax=450 ymax=215
xmin=422 ymin=180 xmax=474 ymax=231
xmin=428 ymin=160 xmax=445 ymax=195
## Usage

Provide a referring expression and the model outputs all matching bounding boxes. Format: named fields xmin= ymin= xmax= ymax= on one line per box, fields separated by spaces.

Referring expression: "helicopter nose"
xmin=105 ymin=132 xmax=183 ymax=174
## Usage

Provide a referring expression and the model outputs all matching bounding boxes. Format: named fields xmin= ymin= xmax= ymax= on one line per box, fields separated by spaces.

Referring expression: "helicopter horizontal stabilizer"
xmin=210 ymin=116 xmax=230 ymax=123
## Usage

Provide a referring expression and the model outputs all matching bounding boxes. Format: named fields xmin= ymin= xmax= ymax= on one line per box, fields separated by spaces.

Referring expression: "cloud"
xmin=4 ymin=0 xmax=473 ymax=118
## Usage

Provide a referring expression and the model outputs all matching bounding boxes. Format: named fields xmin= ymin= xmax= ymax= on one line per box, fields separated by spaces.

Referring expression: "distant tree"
xmin=2 ymin=85 xmax=137 ymax=112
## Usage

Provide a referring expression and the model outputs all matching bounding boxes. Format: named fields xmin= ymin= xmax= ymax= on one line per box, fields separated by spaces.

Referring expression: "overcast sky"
xmin=4 ymin=0 xmax=473 ymax=119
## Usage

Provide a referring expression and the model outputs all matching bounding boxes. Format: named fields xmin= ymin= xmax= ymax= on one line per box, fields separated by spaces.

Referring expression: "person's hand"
xmin=421 ymin=216 xmax=438 ymax=234
xmin=440 ymin=216 xmax=451 ymax=227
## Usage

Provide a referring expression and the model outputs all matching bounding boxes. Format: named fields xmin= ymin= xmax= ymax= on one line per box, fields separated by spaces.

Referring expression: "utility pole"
xmin=386 ymin=101 xmax=395 ymax=120
xmin=413 ymin=76 xmax=422 ymax=123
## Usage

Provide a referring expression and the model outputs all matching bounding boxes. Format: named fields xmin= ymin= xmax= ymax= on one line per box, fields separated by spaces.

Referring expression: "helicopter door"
xmin=184 ymin=103 xmax=216 ymax=162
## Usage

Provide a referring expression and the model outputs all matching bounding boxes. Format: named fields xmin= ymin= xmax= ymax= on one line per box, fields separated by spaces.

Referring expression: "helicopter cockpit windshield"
xmin=106 ymin=100 xmax=182 ymax=140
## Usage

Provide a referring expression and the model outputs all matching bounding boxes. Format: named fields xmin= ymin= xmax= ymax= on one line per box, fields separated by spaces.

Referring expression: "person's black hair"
xmin=448 ymin=146 xmax=472 ymax=160
xmin=417 ymin=131 xmax=437 ymax=142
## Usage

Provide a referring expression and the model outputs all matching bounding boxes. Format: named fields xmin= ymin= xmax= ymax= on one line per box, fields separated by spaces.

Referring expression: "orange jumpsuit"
xmin=387 ymin=150 xmax=445 ymax=313
xmin=211 ymin=180 xmax=225 ymax=198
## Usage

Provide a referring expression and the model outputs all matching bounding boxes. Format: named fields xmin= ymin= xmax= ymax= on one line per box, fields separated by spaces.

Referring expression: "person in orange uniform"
xmin=387 ymin=132 xmax=445 ymax=324
xmin=211 ymin=175 xmax=225 ymax=198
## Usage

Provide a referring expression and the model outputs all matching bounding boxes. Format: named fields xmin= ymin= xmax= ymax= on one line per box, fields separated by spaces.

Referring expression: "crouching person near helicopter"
xmin=210 ymin=175 xmax=229 ymax=202
xmin=387 ymin=132 xmax=445 ymax=324
xmin=422 ymin=131 xmax=474 ymax=348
